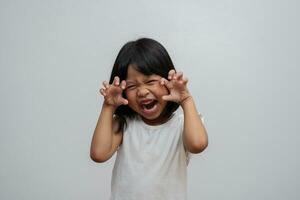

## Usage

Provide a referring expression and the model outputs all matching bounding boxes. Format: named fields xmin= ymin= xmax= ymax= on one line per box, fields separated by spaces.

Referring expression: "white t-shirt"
xmin=110 ymin=112 xmax=204 ymax=200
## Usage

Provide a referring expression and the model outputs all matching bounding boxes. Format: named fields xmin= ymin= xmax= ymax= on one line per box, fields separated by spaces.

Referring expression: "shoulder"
xmin=169 ymin=111 xmax=184 ymax=125
xmin=162 ymin=112 xmax=184 ymax=130
xmin=173 ymin=111 xmax=205 ymax=124
xmin=168 ymin=111 xmax=182 ymax=120
xmin=122 ymin=115 xmax=140 ymax=132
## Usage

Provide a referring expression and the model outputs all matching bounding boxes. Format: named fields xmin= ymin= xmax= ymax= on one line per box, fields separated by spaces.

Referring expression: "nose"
xmin=137 ymin=86 xmax=149 ymax=97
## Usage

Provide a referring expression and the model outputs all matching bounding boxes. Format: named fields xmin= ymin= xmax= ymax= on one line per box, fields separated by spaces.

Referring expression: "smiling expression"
xmin=125 ymin=65 xmax=169 ymax=125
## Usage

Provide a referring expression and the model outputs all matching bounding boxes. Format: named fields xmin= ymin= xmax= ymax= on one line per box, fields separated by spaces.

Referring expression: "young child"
xmin=90 ymin=38 xmax=208 ymax=200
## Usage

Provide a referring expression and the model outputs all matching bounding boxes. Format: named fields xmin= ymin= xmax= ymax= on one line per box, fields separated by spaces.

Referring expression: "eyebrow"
xmin=125 ymin=80 xmax=136 ymax=84
xmin=126 ymin=75 xmax=160 ymax=83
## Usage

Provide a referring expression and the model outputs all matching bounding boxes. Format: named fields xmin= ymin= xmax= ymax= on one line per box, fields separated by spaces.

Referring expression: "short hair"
xmin=109 ymin=38 xmax=179 ymax=132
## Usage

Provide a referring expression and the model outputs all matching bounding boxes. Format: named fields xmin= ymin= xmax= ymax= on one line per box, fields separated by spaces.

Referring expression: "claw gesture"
xmin=99 ymin=76 xmax=128 ymax=107
xmin=160 ymin=70 xmax=191 ymax=104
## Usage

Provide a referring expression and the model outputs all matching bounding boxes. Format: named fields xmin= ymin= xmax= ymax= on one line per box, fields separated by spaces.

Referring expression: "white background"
xmin=1 ymin=0 xmax=299 ymax=199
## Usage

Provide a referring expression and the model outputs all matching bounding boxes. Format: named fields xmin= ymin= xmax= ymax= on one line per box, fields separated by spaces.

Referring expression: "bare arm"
xmin=181 ymin=97 xmax=208 ymax=153
xmin=90 ymin=103 xmax=122 ymax=162
xmin=90 ymin=77 xmax=128 ymax=163
xmin=161 ymin=70 xmax=208 ymax=154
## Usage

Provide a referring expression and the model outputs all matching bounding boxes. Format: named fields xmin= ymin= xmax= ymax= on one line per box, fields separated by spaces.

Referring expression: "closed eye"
xmin=146 ymin=80 xmax=158 ymax=84
xmin=126 ymin=85 xmax=136 ymax=90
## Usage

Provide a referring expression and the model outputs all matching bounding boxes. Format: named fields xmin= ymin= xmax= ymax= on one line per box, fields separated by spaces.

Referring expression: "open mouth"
xmin=140 ymin=100 xmax=158 ymax=112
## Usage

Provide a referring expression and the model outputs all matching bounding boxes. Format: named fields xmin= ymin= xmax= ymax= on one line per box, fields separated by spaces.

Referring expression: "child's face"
xmin=125 ymin=65 xmax=169 ymax=125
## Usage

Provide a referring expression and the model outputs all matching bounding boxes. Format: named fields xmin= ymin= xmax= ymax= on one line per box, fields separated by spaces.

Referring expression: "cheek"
xmin=125 ymin=92 xmax=139 ymax=111
xmin=156 ymin=85 xmax=169 ymax=96
xmin=125 ymin=91 xmax=136 ymax=102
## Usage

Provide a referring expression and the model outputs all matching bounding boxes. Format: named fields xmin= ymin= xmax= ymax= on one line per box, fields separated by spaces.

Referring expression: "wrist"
xmin=102 ymin=102 xmax=118 ymax=112
xmin=179 ymin=95 xmax=193 ymax=106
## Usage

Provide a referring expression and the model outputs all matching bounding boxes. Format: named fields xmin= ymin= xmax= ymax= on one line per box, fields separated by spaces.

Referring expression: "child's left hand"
xmin=160 ymin=70 xmax=191 ymax=104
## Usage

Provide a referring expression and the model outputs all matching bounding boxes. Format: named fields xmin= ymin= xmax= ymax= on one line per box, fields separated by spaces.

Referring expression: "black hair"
xmin=109 ymin=38 xmax=179 ymax=132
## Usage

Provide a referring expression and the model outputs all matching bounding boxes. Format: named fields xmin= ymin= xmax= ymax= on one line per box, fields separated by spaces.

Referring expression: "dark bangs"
xmin=129 ymin=39 xmax=174 ymax=79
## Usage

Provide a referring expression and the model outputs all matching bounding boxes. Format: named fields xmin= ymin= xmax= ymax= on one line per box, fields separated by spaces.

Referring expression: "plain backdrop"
xmin=1 ymin=0 xmax=299 ymax=199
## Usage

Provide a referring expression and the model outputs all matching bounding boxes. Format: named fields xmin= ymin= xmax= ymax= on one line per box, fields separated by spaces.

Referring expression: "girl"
xmin=90 ymin=38 xmax=208 ymax=200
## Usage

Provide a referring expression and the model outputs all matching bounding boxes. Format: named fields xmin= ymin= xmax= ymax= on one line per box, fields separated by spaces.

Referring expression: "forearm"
xmin=181 ymin=96 xmax=208 ymax=153
xmin=90 ymin=103 xmax=116 ymax=159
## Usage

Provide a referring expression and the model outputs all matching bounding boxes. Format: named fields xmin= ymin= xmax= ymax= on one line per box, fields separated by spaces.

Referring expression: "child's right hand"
xmin=99 ymin=76 xmax=128 ymax=107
